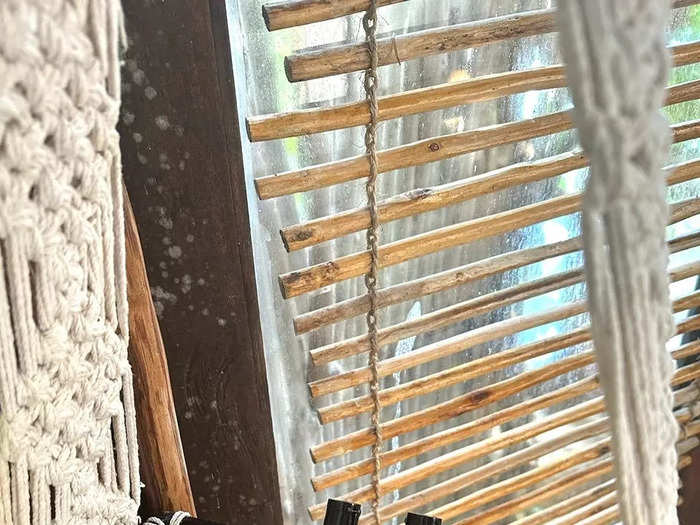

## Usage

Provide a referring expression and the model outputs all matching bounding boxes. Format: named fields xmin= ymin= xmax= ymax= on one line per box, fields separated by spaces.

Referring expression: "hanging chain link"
xmin=362 ymin=1 xmax=382 ymax=523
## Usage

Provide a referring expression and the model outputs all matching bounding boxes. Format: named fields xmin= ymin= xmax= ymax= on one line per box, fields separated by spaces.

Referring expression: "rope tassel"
xmin=557 ymin=1 xmax=679 ymax=523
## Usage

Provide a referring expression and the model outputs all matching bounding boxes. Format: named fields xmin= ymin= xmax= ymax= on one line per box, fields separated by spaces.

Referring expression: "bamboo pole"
xmin=256 ymin=111 xmax=571 ymax=200
xmin=424 ymin=439 xmax=613 ymax=522
xmin=551 ymin=454 xmax=693 ymax=525
xmin=279 ymin=164 xmax=700 ymax=298
xmin=312 ymin=393 xmax=699 ymax=524
xmin=294 ymin=236 xmax=584 ymax=334
xmin=310 ymin=277 xmax=700 ymax=398
xmin=297 ymin=228 xmax=700 ymax=333
xmin=310 ymin=376 xmax=600 ymax=492
xmin=309 ymin=357 xmax=700 ymax=503
xmin=310 ymin=301 xmax=588 ymax=398
xmin=452 ymin=459 xmax=614 ymax=525
xmin=547 ymin=493 xmax=618 ymax=525
xmin=576 ymin=506 xmax=619 ymax=525
xmin=285 ymin=9 xmax=556 ymax=82
xmin=309 ymin=314 xmax=700 ymax=469
xmin=258 ymin=101 xmax=699 ymax=203
xmin=309 ymin=236 xmax=700 ymax=367
xmin=262 ymin=0 xmax=405 ymax=31
xmin=283 ymin=0 xmax=700 ymax=81
xmin=318 ymin=307 xmax=700 ymax=424
xmin=248 ymin=42 xmax=700 ymax=141
xmin=509 ymin=480 xmax=616 ymax=525
xmin=281 ymin=128 xmax=699 ymax=252
xmin=312 ymin=398 xmax=608 ymax=520
xmin=438 ymin=432 xmax=698 ymax=525
xmin=318 ymin=326 xmax=590 ymax=423
xmin=347 ymin=417 xmax=613 ymax=524
xmin=358 ymin=385 xmax=697 ymax=516
xmin=312 ymin=269 xmax=585 ymax=368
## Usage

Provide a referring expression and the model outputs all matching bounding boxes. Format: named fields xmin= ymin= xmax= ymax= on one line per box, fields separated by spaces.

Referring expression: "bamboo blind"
xmin=248 ymin=1 xmax=700 ymax=523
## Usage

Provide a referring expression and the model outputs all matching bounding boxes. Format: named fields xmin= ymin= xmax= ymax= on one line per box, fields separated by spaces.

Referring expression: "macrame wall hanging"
xmin=0 ymin=1 xmax=140 ymax=523
xmin=558 ymin=1 xmax=680 ymax=523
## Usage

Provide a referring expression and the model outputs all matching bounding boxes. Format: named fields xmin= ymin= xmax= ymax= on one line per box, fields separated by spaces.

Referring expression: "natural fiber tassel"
xmin=557 ymin=1 xmax=679 ymax=523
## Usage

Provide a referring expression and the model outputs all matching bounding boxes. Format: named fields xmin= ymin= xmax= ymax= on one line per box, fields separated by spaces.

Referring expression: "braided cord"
xmin=362 ymin=1 xmax=383 ymax=523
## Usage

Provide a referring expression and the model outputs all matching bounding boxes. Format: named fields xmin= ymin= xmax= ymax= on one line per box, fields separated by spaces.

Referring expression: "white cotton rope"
xmin=557 ymin=1 xmax=679 ymax=524
xmin=0 ymin=0 xmax=140 ymax=524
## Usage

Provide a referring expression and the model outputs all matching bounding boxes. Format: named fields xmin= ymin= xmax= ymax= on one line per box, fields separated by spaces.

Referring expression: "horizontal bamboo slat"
xmin=257 ymin=110 xmax=570 ymax=201
xmin=550 ymin=454 xmax=694 ymax=525
xmin=453 ymin=459 xmax=614 ymax=525
xmin=283 ymin=0 xmax=700 ymax=81
xmin=318 ymin=286 xmax=700 ymax=423
xmin=294 ymin=235 xmax=584 ymax=334
xmin=424 ymin=438 xmax=613 ymax=522
xmin=262 ymin=0 xmax=405 ymax=31
xmin=312 ymin=269 xmax=585 ymax=368
xmin=318 ymin=325 xmax=590 ymax=424
xmin=312 ymin=397 xmax=608 ymax=520
xmin=249 ymin=41 xmax=700 ymax=141
xmin=509 ymin=480 xmax=616 ymax=525
xmin=459 ymin=451 xmax=698 ymax=525
xmin=310 ymin=301 xmax=588 ymax=398
xmin=280 ymin=168 xmax=700 ymax=299
xmin=334 ymin=364 xmax=700 ymax=517
xmin=309 ymin=312 xmax=700 ymax=470
xmin=437 ymin=421 xmax=700 ymax=525
xmin=309 ymin=253 xmax=700 ymax=398
xmin=258 ymin=88 xmax=699 ymax=203
xmin=360 ymin=417 xmax=612 ymax=523
xmin=547 ymin=493 xmax=619 ymax=525
xmin=282 ymin=122 xmax=700 ymax=252
xmin=298 ymin=228 xmax=700 ymax=334
xmin=577 ymin=506 xmax=619 ymax=525
xmin=309 ymin=375 xmax=600 ymax=497
xmin=309 ymin=352 xmax=700 ymax=505
xmin=309 ymin=231 xmax=700 ymax=368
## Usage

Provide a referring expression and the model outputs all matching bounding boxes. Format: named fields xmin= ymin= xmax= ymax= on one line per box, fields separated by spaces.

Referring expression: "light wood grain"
xmin=281 ymin=118 xmax=700 ymax=251
xmin=310 ymin=301 xmax=587 ymax=397
xmin=256 ymin=111 xmax=572 ymax=201
xmin=452 ymin=459 xmax=614 ymax=525
xmin=309 ymin=312 xmax=700 ymax=469
xmin=309 ymin=233 xmax=700 ymax=369
xmin=124 ymin=191 xmax=197 ymax=516
xmin=262 ymin=0 xmax=405 ymax=31
xmin=309 ymin=355 xmax=700 ymax=506
xmin=509 ymin=480 xmax=616 ymax=525
xmin=312 ymin=269 xmax=585 ymax=368
xmin=283 ymin=0 xmax=700 ymax=81
xmin=295 ymin=228 xmax=700 ymax=335
xmin=248 ymin=41 xmax=700 ymax=141
xmin=280 ymin=169 xmax=700 ymax=299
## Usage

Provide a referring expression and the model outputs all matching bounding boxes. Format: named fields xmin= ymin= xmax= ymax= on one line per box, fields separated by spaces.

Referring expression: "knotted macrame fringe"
xmin=557 ymin=1 xmax=679 ymax=523
xmin=0 ymin=0 xmax=140 ymax=523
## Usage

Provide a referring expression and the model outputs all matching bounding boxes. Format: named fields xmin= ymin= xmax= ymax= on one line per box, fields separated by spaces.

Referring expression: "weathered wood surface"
xmin=119 ymin=1 xmax=283 ymax=522
xmin=125 ymin=191 xmax=196 ymax=517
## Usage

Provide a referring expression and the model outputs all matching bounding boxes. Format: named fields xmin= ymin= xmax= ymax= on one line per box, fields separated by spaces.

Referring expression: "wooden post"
xmin=125 ymin=191 xmax=196 ymax=517
xmin=119 ymin=0 xmax=284 ymax=522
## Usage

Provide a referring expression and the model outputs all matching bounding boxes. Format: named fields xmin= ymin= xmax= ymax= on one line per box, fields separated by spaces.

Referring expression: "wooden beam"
xmin=119 ymin=1 xmax=283 ymax=522
xmin=125 ymin=191 xmax=196 ymax=517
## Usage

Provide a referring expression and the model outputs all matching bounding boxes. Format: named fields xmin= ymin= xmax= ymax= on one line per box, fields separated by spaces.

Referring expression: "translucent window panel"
xmin=225 ymin=1 xmax=700 ymax=522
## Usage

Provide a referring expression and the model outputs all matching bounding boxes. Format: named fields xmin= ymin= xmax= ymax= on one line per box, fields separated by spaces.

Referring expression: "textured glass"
xmin=226 ymin=2 xmax=700 ymax=523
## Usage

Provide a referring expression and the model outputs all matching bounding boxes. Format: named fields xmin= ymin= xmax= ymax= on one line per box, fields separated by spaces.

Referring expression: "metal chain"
xmin=362 ymin=1 xmax=382 ymax=523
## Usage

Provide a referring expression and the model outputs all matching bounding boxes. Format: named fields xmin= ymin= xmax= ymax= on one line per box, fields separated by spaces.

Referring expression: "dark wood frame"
xmin=119 ymin=1 xmax=283 ymax=522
